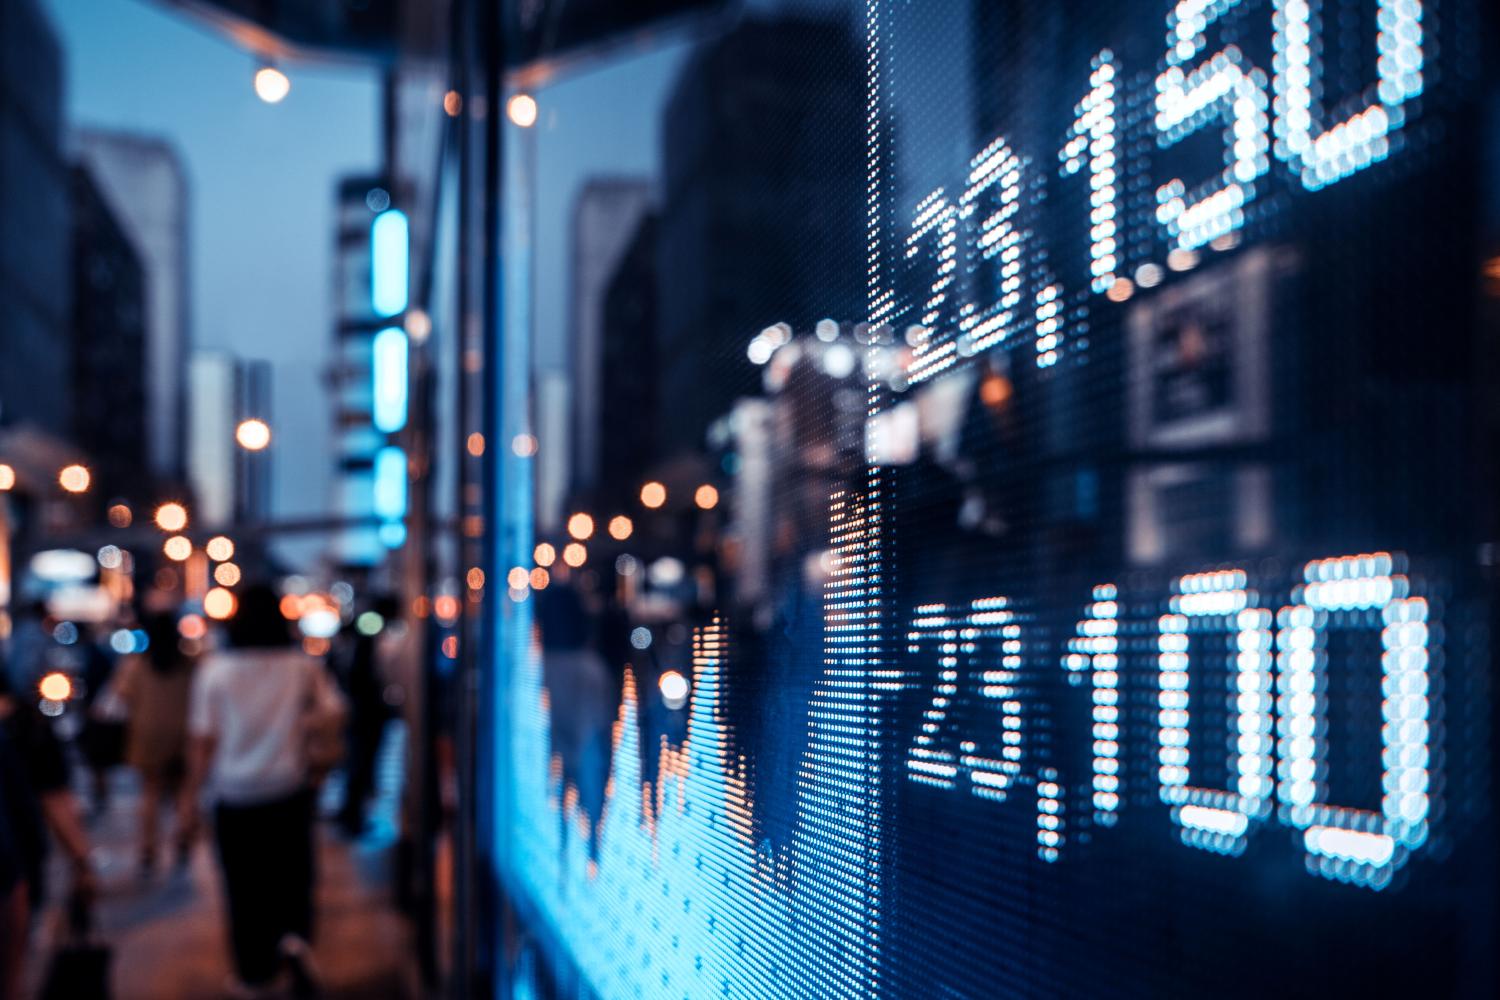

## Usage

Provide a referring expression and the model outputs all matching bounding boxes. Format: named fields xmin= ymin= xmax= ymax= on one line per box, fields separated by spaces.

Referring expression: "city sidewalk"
xmin=27 ymin=751 xmax=420 ymax=999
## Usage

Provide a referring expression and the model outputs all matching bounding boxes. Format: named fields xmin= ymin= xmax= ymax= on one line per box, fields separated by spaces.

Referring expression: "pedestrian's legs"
xmin=0 ymin=881 xmax=28 ymax=1000
xmin=171 ymin=773 xmax=197 ymax=865
xmin=281 ymin=789 xmax=315 ymax=943
xmin=138 ymin=770 xmax=162 ymax=872
xmin=214 ymin=800 xmax=282 ymax=986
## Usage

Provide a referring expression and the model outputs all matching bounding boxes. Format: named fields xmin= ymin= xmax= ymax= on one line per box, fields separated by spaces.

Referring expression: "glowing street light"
xmin=163 ymin=536 xmax=192 ymax=562
xmin=204 ymin=587 xmax=237 ymax=620
xmin=155 ymin=502 xmax=189 ymax=533
xmin=253 ymin=65 xmax=291 ymax=104
xmin=236 ymin=418 xmax=272 ymax=451
xmin=694 ymin=484 xmax=719 ymax=510
xmin=0 ymin=463 xmax=14 ymax=491
xmin=608 ymin=515 xmax=633 ymax=541
xmin=205 ymin=536 xmax=235 ymax=561
xmin=567 ymin=512 xmax=595 ymax=541
xmin=640 ymin=481 xmax=666 ymax=509
xmin=58 ymin=465 xmax=91 ymax=494
xmin=507 ymin=93 xmax=538 ymax=128
xmin=39 ymin=672 xmax=73 ymax=703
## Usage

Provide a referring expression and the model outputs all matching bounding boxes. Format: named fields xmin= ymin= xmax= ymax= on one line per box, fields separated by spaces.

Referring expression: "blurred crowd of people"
xmin=0 ymin=583 xmax=407 ymax=999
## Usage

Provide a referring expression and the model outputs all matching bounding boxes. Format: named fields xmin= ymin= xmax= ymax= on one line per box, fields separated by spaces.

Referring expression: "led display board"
xmin=489 ymin=2 xmax=1497 ymax=996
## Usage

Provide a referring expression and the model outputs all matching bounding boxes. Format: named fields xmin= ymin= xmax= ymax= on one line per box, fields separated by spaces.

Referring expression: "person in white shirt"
xmin=187 ymin=584 xmax=345 ymax=999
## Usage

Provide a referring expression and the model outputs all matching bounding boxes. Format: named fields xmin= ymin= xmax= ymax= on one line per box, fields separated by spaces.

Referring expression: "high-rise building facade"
xmin=69 ymin=164 xmax=148 ymax=504
xmin=655 ymin=15 xmax=865 ymax=455
xmin=569 ymin=177 xmax=653 ymax=494
xmin=329 ymin=175 xmax=405 ymax=568
xmin=73 ymin=129 xmax=191 ymax=483
xmin=186 ymin=351 xmax=271 ymax=527
xmin=0 ymin=0 xmax=70 ymax=438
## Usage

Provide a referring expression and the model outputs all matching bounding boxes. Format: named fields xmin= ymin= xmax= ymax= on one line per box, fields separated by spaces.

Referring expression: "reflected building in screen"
xmin=655 ymin=14 xmax=866 ymax=455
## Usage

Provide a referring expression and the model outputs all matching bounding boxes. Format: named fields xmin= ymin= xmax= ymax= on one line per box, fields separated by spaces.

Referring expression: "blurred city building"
xmin=0 ymin=0 xmax=71 ymax=438
xmin=74 ymin=129 xmax=191 ymax=483
xmin=328 ymin=174 xmax=396 ymax=569
xmin=187 ymin=351 xmax=272 ymax=526
xmin=595 ymin=211 xmax=662 ymax=514
xmin=69 ymin=164 xmax=149 ymax=505
xmin=569 ymin=178 xmax=653 ymax=495
xmin=655 ymin=14 xmax=865 ymax=454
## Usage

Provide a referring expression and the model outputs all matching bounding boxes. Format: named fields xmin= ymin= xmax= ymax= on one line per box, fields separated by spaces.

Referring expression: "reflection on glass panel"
xmin=490 ymin=1 xmax=1497 ymax=997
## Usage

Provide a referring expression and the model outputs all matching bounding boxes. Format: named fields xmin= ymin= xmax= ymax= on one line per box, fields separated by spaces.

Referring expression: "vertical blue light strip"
xmin=371 ymin=209 xmax=409 ymax=317
xmin=372 ymin=326 xmax=409 ymax=433
xmin=373 ymin=445 xmax=407 ymax=521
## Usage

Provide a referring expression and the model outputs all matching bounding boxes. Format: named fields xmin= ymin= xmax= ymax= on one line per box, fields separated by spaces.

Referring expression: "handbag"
xmin=301 ymin=666 xmax=346 ymax=784
xmin=40 ymin=889 xmax=111 ymax=1000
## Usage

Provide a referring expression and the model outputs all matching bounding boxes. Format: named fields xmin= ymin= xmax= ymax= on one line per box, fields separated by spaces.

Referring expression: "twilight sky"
xmin=44 ymin=0 xmax=380 ymax=565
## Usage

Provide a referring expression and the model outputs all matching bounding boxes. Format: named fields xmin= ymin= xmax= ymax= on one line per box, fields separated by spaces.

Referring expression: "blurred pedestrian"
xmin=3 ymin=600 xmax=52 ymax=694
xmin=109 ymin=613 xmax=196 ymax=876
xmin=0 ymin=669 xmax=95 ymax=1000
xmin=186 ymin=585 xmax=345 ymax=999
xmin=334 ymin=596 xmax=396 ymax=837
xmin=77 ymin=624 xmax=124 ymax=816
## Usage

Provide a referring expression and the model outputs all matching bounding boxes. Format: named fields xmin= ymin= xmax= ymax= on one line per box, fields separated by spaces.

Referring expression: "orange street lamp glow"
xmin=533 ymin=542 xmax=556 ymax=567
xmin=204 ymin=587 xmax=237 ymax=620
xmin=507 ymin=93 xmax=538 ymax=127
xmin=608 ymin=515 xmax=633 ymax=541
xmin=108 ymin=503 xmax=132 ymax=527
xmin=562 ymin=543 xmax=587 ymax=568
xmin=235 ymin=418 xmax=272 ymax=451
xmin=694 ymin=484 xmax=719 ymax=510
xmin=640 ymin=481 xmax=666 ymax=509
xmin=59 ymin=465 xmax=90 ymax=494
xmin=205 ymin=536 xmax=235 ymax=561
xmin=155 ymin=502 xmax=189 ymax=532
xmin=163 ymin=536 xmax=192 ymax=562
xmin=253 ymin=65 xmax=290 ymax=104
xmin=567 ymin=512 xmax=595 ymax=541
xmin=0 ymin=463 xmax=14 ymax=491
xmin=39 ymin=672 xmax=73 ymax=702
xmin=214 ymin=562 xmax=242 ymax=587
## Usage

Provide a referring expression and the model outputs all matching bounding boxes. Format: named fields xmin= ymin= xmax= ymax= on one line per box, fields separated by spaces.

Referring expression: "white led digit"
xmin=1063 ymin=584 xmax=1122 ymax=824
xmin=1037 ymin=768 xmax=1064 ymax=863
xmin=1033 ymin=284 xmax=1061 ymax=368
xmin=904 ymin=190 xmax=959 ymax=383
xmin=1158 ymin=570 xmax=1275 ymax=855
xmin=905 ymin=598 xmax=1027 ymax=802
xmin=1272 ymin=0 xmax=1423 ymax=190
xmin=1154 ymin=1 xmax=1271 ymax=250
xmin=957 ymin=138 xmax=1027 ymax=368
xmin=1277 ymin=552 xmax=1433 ymax=889
xmin=1060 ymin=51 xmax=1121 ymax=293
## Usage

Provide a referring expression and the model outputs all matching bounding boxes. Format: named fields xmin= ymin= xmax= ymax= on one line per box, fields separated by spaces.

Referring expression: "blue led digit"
xmin=1272 ymin=1 xmax=1423 ymax=190
xmin=1157 ymin=570 xmax=1275 ymax=855
xmin=1154 ymin=1 xmax=1271 ymax=250
xmin=1063 ymin=584 xmax=1122 ymax=825
xmin=1276 ymin=553 xmax=1434 ymax=889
